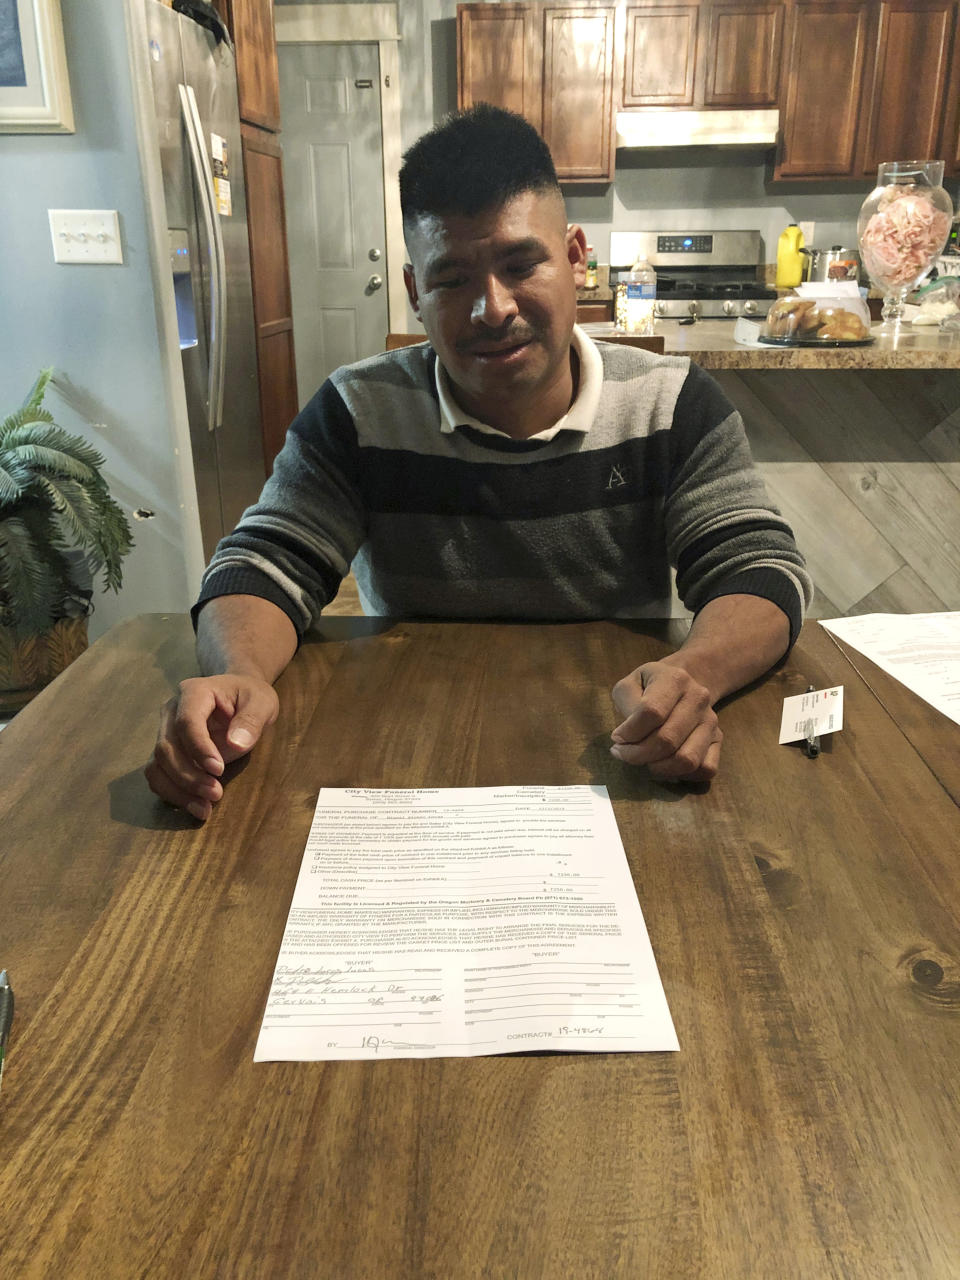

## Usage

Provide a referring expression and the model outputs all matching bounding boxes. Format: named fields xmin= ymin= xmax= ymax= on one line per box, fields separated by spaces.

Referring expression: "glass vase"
xmin=857 ymin=160 xmax=953 ymax=332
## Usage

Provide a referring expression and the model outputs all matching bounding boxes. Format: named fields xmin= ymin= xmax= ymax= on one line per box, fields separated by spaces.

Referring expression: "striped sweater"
xmin=196 ymin=337 xmax=812 ymax=641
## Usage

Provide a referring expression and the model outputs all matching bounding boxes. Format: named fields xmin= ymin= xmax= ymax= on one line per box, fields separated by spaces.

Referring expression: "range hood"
xmin=616 ymin=109 xmax=779 ymax=150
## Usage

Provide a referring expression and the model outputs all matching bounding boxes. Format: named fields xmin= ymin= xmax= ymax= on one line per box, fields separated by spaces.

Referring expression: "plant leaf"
xmin=36 ymin=475 xmax=100 ymax=546
xmin=6 ymin=443 xmax=99 ymax=484
xmin=0 ymin=517 xmax=61 ymax=633
xmin=23 ymin=368 xmax=54 ymax=416
xmin=1 ymin=421 xmax=104 ymax=471
xmin=0 ymin=460 xmax=25 ymax=504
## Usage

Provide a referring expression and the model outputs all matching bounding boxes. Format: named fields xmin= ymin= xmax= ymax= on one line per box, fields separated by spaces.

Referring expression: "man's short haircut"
xmin=400 ymin=103 xmax=560 ymax=227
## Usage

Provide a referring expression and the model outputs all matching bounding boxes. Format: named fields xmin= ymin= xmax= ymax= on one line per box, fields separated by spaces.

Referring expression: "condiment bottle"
xmin=585 ymin=245 xmax=598 ymax=289
xmin=776 ymin=223 xmax=805 ymax=288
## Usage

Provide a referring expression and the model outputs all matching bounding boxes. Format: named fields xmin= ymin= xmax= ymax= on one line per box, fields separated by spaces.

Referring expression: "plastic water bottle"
xmin=624 ymin=257 xmax=656 ymax=334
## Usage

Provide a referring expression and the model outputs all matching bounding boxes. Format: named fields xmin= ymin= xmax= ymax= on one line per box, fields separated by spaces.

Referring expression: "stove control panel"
xmin=610 ymin=229 xmax=763 ymax=270
xmin=657 ymin=234 xmax=713 ymax=254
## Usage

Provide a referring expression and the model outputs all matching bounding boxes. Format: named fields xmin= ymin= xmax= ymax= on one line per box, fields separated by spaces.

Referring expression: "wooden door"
xmin=241 ymin=126 xmax=299 ymax=469
xmin=775 ymin=0 xmax=873 ymax=178
xmin=457 ymin=3 xmax=543 ymax=130
xmin=542 ymin=4 xmax=618 ymax=179
xmin=218 ymin=0 xmax=281 ymax=130
xmin=701 ymin=0 xmax=784 ymax=106
xmin=856 ymin=0 xmax=957 ymax=178
xmin=622 ymin=1 xmax=701 ymax=106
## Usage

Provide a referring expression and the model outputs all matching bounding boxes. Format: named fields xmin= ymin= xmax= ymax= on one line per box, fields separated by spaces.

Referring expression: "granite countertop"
xmin=582 ymin=320 xmax=960 ymax=369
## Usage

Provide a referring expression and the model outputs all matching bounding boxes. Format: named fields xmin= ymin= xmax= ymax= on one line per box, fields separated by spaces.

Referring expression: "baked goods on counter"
xmin=762 ymin=293 xmax=872 ymax=344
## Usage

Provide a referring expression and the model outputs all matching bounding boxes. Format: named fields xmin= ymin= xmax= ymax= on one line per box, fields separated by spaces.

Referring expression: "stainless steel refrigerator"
xmin=144 ymin=0 xmax=264 ymax=560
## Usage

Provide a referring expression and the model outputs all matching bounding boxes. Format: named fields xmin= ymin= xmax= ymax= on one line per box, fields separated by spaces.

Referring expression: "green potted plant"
xmin=0 ymin=369 xmax=133 ymax=714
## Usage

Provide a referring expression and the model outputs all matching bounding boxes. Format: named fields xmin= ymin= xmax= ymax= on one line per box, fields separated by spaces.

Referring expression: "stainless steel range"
xmin=609 ymin=230 xmax=777 ymax=320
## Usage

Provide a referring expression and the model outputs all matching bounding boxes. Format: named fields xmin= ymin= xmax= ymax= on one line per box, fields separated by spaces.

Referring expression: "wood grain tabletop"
xmin=1 ymin=614 xmax=958 ymax=1279
xmin=819 ymin=625 xmax=960 ymax=808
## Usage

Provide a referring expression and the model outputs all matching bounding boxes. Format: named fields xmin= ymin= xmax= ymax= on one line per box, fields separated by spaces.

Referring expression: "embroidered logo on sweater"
xmin=606 ymin=464 xmax=628 ymax=490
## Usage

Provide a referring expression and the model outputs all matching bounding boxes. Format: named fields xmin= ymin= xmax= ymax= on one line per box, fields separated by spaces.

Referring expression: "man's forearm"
xmin=196 ymin=594 xmax=299 ymax=684
xmin=658 ymin=593 xmax=791 ymax=704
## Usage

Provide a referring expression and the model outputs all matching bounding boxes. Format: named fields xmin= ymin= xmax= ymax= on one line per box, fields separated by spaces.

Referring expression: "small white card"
xmin=779 ymin=685 xmax=844 ymax=745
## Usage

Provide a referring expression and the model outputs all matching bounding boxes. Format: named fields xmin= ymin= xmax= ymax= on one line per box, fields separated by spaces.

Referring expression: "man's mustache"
xmin=457 ymin=326 xmax=538 ymax=353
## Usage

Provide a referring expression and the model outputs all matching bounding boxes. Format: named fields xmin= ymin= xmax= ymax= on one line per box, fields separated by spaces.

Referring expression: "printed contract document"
xmin=255 ymin=786 xmax=679 ymax=1061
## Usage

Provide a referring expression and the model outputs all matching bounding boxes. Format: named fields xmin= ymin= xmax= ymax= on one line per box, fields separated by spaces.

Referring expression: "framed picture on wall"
xmin=0 ymin=0 xmax=74 ymax=132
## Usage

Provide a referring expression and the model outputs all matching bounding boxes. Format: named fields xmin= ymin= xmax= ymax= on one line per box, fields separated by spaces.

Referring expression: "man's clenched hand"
xmin=610 ymin=661 xmax=722 ymax=782
xmin=145 ymin=674 xmax=279 ymax=821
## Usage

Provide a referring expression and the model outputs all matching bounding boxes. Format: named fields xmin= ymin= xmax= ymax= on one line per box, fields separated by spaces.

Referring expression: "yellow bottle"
xmin=776 ymin=223 xmax=805 ymax=288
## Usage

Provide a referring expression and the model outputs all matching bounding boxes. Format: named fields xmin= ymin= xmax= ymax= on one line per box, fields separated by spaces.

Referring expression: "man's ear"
xmin=566 ymin=224 xmax=588 ymax=288
xmin=403 ymin=263 xmax=422 ymax=319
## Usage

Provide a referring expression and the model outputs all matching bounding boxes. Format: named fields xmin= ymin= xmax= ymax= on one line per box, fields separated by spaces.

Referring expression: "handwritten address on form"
xmin=254 ymin=786 xmax=678 ymax=1061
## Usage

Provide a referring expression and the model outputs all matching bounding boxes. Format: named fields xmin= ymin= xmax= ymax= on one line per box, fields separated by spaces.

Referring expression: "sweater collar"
xmin=435 ymin=325 xmax=602 ymax=442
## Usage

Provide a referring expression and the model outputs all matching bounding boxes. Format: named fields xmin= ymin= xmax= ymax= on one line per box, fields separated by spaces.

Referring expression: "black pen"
xmin=0 ymin=969 xmax=13 ymax=1093
xmin=803 ymin=685 xmax=820 ymax=758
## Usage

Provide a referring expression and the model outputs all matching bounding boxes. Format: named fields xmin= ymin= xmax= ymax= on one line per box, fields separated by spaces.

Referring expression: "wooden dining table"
xmin=1 ymin=614 xmax=958 ymax=1278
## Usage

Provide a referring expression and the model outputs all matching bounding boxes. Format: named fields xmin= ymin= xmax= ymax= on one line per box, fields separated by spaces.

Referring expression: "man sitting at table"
xmin=146 ymin=104 xmax=812 ymax=820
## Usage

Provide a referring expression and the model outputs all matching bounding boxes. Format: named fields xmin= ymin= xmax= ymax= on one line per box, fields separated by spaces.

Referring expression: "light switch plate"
xmin=798 ymin=221 xmax=816 ymax=247
xmin=49 ymin=209 xmax=123 ymax=264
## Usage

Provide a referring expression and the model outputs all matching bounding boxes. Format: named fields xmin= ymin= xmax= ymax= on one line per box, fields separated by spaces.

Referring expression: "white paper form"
xmin=254 ymin=786 xmax=679 ymax=1061
xmin=820 ymin=612 xmax=960 ymax=727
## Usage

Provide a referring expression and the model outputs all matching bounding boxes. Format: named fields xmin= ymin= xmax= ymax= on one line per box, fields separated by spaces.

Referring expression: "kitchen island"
xmin=584 ymin=319 xmax=960 ymax=370
xmin=586 ymin=322 xmax=960 ymax=617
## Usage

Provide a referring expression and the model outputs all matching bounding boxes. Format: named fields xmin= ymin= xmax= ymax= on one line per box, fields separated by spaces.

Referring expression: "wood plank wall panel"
xmin=715 ymin=370 xmax=960 ymax=619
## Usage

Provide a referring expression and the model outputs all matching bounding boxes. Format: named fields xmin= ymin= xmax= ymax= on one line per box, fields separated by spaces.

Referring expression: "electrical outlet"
xmin=798 ymin=221 xmax=816 ymax=246
xmin=49 ymin=209 xmax=123 ymax=264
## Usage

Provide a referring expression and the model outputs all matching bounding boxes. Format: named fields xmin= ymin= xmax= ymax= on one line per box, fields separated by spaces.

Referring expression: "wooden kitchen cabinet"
xmin=776 ymin=0 xmax=960 ymax=180
xmin=857 ymin=0 xmax=958 ymax=178
xmin=701 ymin=0 xmax=784 ymax=105
xmin=215 ymin=0 xmax=281 ymax=130
xmin=775 ymin=0 xmax=871 ymax=177
xmin=457 ymin=3 xmax=543 ymax=129
xmin=622 ymin=2 xmax=700 ymax=106
xmin=542 ymin=5 xmax=618 ymax=178
xmin=212 ymin=0 xmax=298 ymax=468
xmin=942 ymin=21 xmax=960 ymax=174
xmin=622 ymin=0 xmax=783 ymax=108
xmin=458 ymin=2 xmax=618 ymax=181
xmin=241 ymin=126 xmax=300 ymax=469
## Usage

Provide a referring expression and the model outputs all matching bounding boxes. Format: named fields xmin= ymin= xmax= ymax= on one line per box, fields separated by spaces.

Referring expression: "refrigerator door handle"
xmin=178 ymin=83 xmax=227 ymax=433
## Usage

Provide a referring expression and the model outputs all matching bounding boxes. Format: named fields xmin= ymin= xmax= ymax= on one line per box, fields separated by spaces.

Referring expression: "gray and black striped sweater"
xmin=196 ymin=340 xmax=812 ymax=641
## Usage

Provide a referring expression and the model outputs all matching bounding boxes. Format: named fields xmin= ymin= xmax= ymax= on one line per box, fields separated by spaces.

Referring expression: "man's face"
xmin=403 ymin=190 xmax=586 ymax=427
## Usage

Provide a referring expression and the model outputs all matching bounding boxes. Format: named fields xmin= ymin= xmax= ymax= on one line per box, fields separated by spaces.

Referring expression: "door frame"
xmin=274 ymin=4 xmax=405 ymax=334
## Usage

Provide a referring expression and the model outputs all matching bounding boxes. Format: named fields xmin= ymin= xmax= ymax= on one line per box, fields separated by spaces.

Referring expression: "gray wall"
xmin=567 ymin=151 xmax=870 ymax=267
xmin=0 ymin=0 xmax=196 ymax=641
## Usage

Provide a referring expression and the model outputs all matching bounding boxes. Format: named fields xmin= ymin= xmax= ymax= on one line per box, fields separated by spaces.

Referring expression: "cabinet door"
xmin=941 ymin=7 xmax=960 ymax=175
xmin=701 ymin=0 xmax=784 ymax=106
xmin=457 ymin=3 xmax=543 ymax=130
xmin=857 ymin=0 xmax=957 ymax=178
xmin=775 ymin=0 xmax=872 ymax=177
xmin=542 ymin=5 xmax=618 ymax=180
xmin=241 ymin=127 xmax=299 ymax=469
xmin=220 ymin=0 xmax=281 ymax=131
xmin=622 ymin=1 xmax=700 ymax=106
